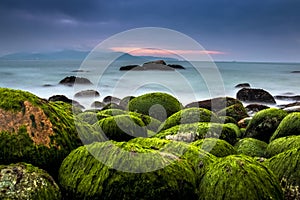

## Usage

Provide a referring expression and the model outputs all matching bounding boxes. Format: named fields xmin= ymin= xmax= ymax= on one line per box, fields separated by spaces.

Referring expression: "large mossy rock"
xmin=191 ymin=138 xmax=236 ymax=157
xmin=129 ymin=112 xmax=162 ymax=132
xmin=217 ymin=103 xmax=249 ymax=122
xmin=128 ymin=92 xmax=182 ymax=121
xmin=0 ymin=163 xmax=61 ymax=200
xmin=270 ymin=112 xmax=300 ymax=142
xmin=93 ymin=114 xmax=147 ymax=141
xmin=76 ymin=111 xmax=98 ymax=124
xmin=245 ymin=108 xmax=287 ymax=143
xmin=0 ymin=88 xmax=81 ymax=177
xmin=234 ymin=138 xmax=268 ymax=157
xmin=266 ymin=135 xmax=300 ymax=158
xmin=264 ymin=148 xmax=300 ymax=199
xmin=199 ymin=155 xmax=283 ymax=200
xmin=154 ymin=122 xmax=238 ymax=145
xmin=58 ymin=141 xmax=199 ymax=200
xmin=159 ymin=108 xmax=220 ymax=132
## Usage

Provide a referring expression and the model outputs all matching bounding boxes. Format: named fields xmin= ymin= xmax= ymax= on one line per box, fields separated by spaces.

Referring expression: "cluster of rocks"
xmin=120 ymin=60 xmax=185 ymax=71
xmin=2 ymin=88 xmax=300 ymax=199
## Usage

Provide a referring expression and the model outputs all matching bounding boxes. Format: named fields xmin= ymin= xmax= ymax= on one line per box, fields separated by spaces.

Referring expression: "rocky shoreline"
xmin=1 ymin=86 xmax=300 ymax=199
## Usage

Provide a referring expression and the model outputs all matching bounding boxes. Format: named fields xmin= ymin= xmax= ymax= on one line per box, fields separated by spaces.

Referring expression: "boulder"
xmin=236 ymin=88 xmax=276 ymax=104
xmin=90 ymin=101 xmax=105 ymax=108
xmin=278 ymin=101 xmax=300 ymax=109
xmin=245 ymin=104 xmax=269 ymax=115
xmin=274 ymin=95 xmax=300 ymax=101
xmin=245 ymin=108 xmax=287 ymax=143
xmin=0 ymin=88 xmax=82 ymax=177
xmin=283 ymin=105 xmax=300 ymax=113
xmin=234 ymin=138 xmax=268 ymax=157
xmin=102 ymin=95 xmax=121 ymax=104
xmin=59 ymin=76 xmax=92 ymax=86
xmin=217 ymin=103 xmax=249 ymax=122
xmin=0 ymin=163 xmax=61 ymax=200
xmin=74 ymin=89 xmax=100 ymax=97
xmin=199 ymin=155 xmax=283 ymax=200
xmin=119 ymin=64 xmax=141 ymax=71
xmin=119 ymin=95 xmax=135 ymax=109
xmin=265 ymin=135 xmax=300 ymax=158
xmin=234 ymin=83 xmax=251 ymax=88
xmin=167 ymin=64 xmax=185 ymax=69
xmin=48 ymin=94 xmax=84 ymax=109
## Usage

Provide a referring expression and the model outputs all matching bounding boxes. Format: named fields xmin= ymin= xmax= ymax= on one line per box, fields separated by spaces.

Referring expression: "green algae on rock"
xmin=199 ymin=155 xmax=283 ymax=200
xmin=217 ymin=103 xmax=249 ymax=122
xmin=93 ymin=114 xmax=147 ymax=141
xmin=58 ymin=141 xmax=198 ymax=200
xmin=128 ymin=112 xmax=162 ymax=132
xmin=0 ymin=163 xmax=61 ymax=200
xmin=76 ymin=111 xmax=98 ymax=125
xmin=158 ymin=108 xmax=220 ymax=132
xmin=234 ymin=138 xmax=268 ymax=157
xmin=0 ymin=88 xmax=82 ymax=177
xmin=266 ymin=135 xmax=300 ymax=158
xmin=270 ymin=112 xmax=300 ymax=142
xmin=245 ymin=108 xmax=287 ymax=143
xmin=154 ymin=122 xmax=238 ymax=145
xmin=128 ymin=92 xmax=182 ymax=121
xmin=191 ymin=138 xmax=236 ymax=157
xmin=264 ymin=148 xmax=300 ymax=199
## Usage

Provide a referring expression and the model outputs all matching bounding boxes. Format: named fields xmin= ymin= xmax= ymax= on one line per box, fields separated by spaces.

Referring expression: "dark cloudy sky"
xmin=0 ymin=0 xmax=300 ymax=62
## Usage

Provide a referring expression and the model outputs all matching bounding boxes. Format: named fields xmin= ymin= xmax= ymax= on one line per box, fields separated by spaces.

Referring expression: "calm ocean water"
xmin=0 ymin=59 xmax=299 ymax=109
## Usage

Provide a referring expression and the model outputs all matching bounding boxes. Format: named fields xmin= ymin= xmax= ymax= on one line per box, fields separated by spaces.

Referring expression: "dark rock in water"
xmin=291 ymin=71 xmax=300 ymax=73
xmin=236 ymin=88 xmax=276 ymax=104
xmin=0 ymin=88 xmax=82 ymax=177
xmin=274 ymin=95 xmax=300 ymax=101
xmin=43 ymin=84 xmax=54 ymax=87
xmin=101 ymin=103 xmax=124 ymax=110
xmin=283 ymin=106 xmax=300 ymax=113
xmin=49 ymin=95 xmax=84 ymax=109
xmin=185 ymin=97 xmax=242 ymax=113
xmin=167 ymin=64 xmax=185 ymax=69
xmin=103 ymin=95 xmax=121 ymax=104
xmin=74 ymin=90 xmax=100 ymax=97
xmin=0 ymin=163 xmax=61 ymax=200
xmin=144 ymin=60 xmax=167 ymax=65
xmin=59 ymin=76 xmax=92 ymax=86
xmin=278 ymin=101 xmax=300 ymax=109
xmin=234 ymin=83 xmax=251 ymax=88
xmin=119 ymin=96 xmax=135 ymax=109
xmin=91 ymin=101 xmax=105 ymax=108
xmin=72 ymin=69 xmax=90 ymax=72
xmin=245 ymin=104 xmax=269 ymax=114
xmin=119 ymin=65 xmax=141 ymax=71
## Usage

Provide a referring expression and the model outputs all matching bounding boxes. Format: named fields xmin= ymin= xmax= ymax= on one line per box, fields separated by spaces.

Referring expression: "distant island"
xmin=120 ymin=60 xmax=185 ymax=71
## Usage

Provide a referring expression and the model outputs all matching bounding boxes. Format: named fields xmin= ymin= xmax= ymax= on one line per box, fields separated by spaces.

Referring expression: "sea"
xmin=0 ymin=59 xmax=299 ymax=109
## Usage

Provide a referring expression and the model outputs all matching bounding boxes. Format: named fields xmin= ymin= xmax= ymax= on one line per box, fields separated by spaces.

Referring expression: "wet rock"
xmin=217 ymin=103 xmax=249 ymax=122
xmin=283 ymin=105 xmax=300 ymax=113
xmin=236 ymin=88 xmax=276 ymax=104
xmin=234 ymin=138 xmax=267 ymax=157
xmin=234 ymin=83 xmax=251 ymax=88
xmin=48 ymin=94 xmax=84 ymax=109
xmin=59 ymin=76 xmax=92 ymax=86
xmin=102 ymin=95 xmax=121 ymax=104
xmin=274 ymin=95 xmax=300 ymax=101
xmin=245 ymin=104 xmax=269 ymax=115
xmin=119 ymin=65 xmax=141 ymax=71
xmin=119 ymin=96 xmax=135 ymax=109
xmin=74 ymin=90 xmax=100 ymax=97
xmin=90 ymin=101 xmax=105 ymax=108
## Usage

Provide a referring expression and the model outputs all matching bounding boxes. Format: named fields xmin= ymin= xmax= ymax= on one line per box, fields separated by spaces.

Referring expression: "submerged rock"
xmin=74 ymin=89 xmax=100 ymax=97
xmin=0 ymin=163 xmax=61 ymax=200
xmin=59 ymin=76 xmax=92 ymax=86
xmin=199 ymin=155 xmax=283 ymax=200
xmin=0 ymin=88 xmax=82 ymax=177
xmin=236 ymin=88 xmax=276 ymax=104
xmin=128 ymin=92 xmax=182 ymax=121
xmin=234 ymin=83 xmax=251 ymax=88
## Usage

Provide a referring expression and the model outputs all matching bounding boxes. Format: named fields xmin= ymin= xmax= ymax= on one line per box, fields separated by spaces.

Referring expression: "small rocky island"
xmin=120 ymin=60 xmax=185 ymax=71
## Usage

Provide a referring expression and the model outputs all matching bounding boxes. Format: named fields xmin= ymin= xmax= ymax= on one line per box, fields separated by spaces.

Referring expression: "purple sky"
xmin=0 ymin=0 xmax=300 ymax=62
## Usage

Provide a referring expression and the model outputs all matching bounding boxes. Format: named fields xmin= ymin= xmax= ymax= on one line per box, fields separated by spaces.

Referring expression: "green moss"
xmin=93 ymin=114 xmax=147 ymax=141
xmin=266 ymin=135 xmax=300 ymax=158
xmin=159 ymin=108 xmax=220 ymax=132
xmin=58 ymin=141 xmax=198 ymax=200
xmin=234 ymin=138 xmax=268 ymax=157
xmin=0 ymin=162 xmax=61 ymax=200
xmin=191 ymin=138 xmax=236 ymax=157
xmin=217 ymin=103 xmax=249 ymax=122
xmin=98 ymin=108 xmax=127 ymax=116
xmin=245 ymin=108 xmax=287 ymax=143
xmin=128 ymin=92 xmax=182 ymax=121
xmin=75 ymin=119 xmax=106 ymax=144
xmin=199 ymin=155 xmax=283 ymax=200
xmin=270 ymin=112 xmax=300 ymax=142
xmin=219 ymin=116 xmax=237 ymax=124
xmin=76 ymin=111 xmax=98 ymax=124
xmin=265 ymin=148 xmax=300 ymax=199
xmin=154 ymin=122 xmax=238 ymax=145
xmin=129 ymin=137 xmax=172 ymax=150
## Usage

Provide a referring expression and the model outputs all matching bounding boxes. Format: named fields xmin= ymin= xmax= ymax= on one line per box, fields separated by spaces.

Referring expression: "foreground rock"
xmin=236 ymin=88 xmax=276 ymax=104
xmin=0 ymin=88 xmax=82 ymax=177
xmin=0 ymin=163 xmax=61 ymax=200
xmin=199 ymin=155 xmax=283 ymax=200
xmin=59 ymin=76 xmax=92 ymax=86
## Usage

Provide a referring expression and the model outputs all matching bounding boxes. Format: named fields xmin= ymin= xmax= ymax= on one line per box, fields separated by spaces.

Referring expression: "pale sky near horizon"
xmin=0 ymin=0 xmax=300 ymax=62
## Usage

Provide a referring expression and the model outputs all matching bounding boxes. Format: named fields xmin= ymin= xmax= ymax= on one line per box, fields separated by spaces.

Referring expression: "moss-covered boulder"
xmin=234 ymin=138 xmax=268 ymax=157
xmin=245 ymin=108 xmax=287 ymax=143
xmin=266 ymin=135 xmax=300 ymax=158
xmin=93 ymin=114 xmax=147 ymax=141
xmin=75 ymin=119 xmax=105 ymax=144
xmin=154 ymin=122 xmax=238 ymax=145
xmin=159 ymin=108 xmax=220 ymax=132
xmin=270 ymin=112 xmax=300 ymax=142
xmin=119 ymin=95 xmax=135 ymax=109
xmin=128 ymin=92 xmax=182 ymax=121
xmin=217 ymin=103 xmax=249 ymax=122
xmin=0 ymin=163 xmax=61 ymax=200
xmin=219 ymin=116 xmax=237 ymax=124
xmin=191 ymin=138 xmax=236 ymax=157
xmin=0 ymin=88 xmax=81 ymax=177
xmin=97 ymin=108 xmax=127 ymax=116
xmin=264 ymin=148 xmax=300 ymax=199
xmin=129 ymin=112 xmax=162 ymax=132
xmin=76 ymin=111 xmax=98 ymax=124
xmin=199 ymin=155 xmax=283 ymax=200
xmin=58 ymin=141 xmax=199 ymax=200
